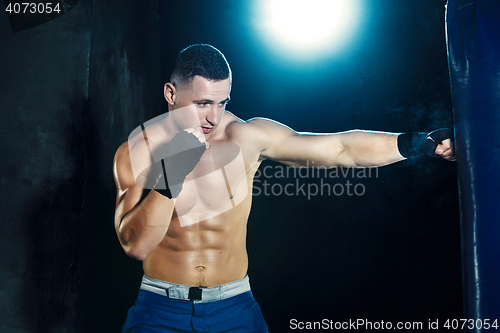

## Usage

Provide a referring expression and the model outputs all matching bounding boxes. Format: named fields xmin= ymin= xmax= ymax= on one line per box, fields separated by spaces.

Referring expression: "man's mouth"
xmin=202 ymin=126 xmax=213 ymax=134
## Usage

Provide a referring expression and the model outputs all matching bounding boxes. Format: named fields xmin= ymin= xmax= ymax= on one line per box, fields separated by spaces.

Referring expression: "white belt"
xmin=140 ymin=275 xmax=251 ymax=303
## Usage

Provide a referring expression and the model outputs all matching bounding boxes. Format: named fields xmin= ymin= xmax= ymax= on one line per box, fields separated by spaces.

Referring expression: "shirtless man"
xmin=113 ymin=44 xmax=455 ymax=332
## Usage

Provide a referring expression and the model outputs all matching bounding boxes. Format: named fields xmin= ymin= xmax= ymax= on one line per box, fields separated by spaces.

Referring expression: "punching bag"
xmin=446 ymin=0 xmax=500 ymax=329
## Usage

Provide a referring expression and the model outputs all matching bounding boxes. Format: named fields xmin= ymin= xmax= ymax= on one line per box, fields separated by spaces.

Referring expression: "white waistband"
xmin=140 ymin=275 xmax=251 ymax=303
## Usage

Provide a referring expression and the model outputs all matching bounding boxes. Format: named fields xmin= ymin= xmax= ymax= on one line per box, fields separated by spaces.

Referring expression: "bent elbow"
xmin=123 ymin=244 xmax=149 ymax=261
xmin=117 ymin=224 xmax=151 ymax=261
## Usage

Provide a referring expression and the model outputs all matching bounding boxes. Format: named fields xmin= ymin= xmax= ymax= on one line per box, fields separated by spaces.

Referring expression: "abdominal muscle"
xmin=142 ymin=194 xmax=252 ymax=288
xmin=143 ymin=135 xmax=257 ymax=287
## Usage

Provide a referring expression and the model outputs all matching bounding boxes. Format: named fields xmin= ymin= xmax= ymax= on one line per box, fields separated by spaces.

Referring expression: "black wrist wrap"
xmin=154 ymin=159 xmax=173 ymax=199
xmin=154 ymin=131 xmax=206 ymax=199
xmin=397 ymin=128 xmax=454 ymax=158
xmin=397 ymin=132 xmax=428 ymax=158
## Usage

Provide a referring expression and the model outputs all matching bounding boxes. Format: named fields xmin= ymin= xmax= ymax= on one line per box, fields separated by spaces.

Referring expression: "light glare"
xmin=270 ymin=0 xmax=345 ymax=45
xmin=256 ymin=0 xmax=360 ymax=59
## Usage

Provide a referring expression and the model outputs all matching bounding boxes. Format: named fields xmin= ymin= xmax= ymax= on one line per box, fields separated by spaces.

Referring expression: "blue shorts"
xmin=122 ymin=276 xmax=269 ymax=332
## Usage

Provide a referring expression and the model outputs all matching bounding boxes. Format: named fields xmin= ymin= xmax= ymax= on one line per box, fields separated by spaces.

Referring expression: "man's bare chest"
xmin=172 ymin=142 xmax=251 ymax=226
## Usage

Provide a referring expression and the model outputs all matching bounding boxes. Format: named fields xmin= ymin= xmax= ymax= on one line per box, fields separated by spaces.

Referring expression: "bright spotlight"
xmin=257 ymin=0 xmax=360 ymax=58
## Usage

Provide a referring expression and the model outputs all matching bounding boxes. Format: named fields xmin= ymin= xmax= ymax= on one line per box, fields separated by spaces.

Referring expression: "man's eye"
xmin=198 ymin=103 xmax=208 ymax=107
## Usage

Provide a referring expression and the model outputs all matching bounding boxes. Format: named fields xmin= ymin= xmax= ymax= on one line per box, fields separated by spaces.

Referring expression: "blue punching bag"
xmin=446 ymin=0 xmax=500 ymax=328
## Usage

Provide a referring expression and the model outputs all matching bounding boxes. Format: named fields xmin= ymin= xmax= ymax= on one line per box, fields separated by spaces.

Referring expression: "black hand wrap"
xmin=153 ymin=131 xmax=206 ymax=198
xmin=397 ymin=128 xmax=454 ymax=158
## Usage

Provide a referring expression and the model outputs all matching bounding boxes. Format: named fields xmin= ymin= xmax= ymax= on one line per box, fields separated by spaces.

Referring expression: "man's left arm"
xmin=249 ymin=118 xmax=454 ymax=167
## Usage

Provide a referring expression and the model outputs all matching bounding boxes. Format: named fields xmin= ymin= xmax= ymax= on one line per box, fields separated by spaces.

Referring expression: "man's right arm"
xmin=113 ymin=142 xmax=175 ymax=261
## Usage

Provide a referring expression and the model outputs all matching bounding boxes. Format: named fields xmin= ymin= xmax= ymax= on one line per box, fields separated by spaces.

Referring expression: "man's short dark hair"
xmin=170 ymin=44 xmax=232 ymax=88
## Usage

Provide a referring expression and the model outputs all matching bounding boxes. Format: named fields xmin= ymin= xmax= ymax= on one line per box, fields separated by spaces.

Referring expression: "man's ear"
xmin=164 ymin=83 xmax=176 ymax=105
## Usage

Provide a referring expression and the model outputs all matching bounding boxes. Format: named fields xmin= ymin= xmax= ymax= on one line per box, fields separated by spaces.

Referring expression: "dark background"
xmin=0 ymin=0 xmax=461 ymax=332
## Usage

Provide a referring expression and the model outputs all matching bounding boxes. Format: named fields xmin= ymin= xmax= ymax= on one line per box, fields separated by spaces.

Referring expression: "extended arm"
xmin=250 ymin=118 xmax=454 ymax=167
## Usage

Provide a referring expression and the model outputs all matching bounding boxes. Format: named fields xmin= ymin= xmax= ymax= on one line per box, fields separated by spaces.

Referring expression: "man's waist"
xmin=140 ymin=274 xmax=251 ymax=303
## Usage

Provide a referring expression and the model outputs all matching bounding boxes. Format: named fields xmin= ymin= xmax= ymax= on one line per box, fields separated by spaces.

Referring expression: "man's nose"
xmin=206 ymin=105 xmax=221 ymax=125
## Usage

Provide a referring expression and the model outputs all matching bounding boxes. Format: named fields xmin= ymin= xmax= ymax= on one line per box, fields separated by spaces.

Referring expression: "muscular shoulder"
xmin=216 ymin=112 xmax=297 ymax=160
xmin=220 ymin=112 xmax=294 ymax=141
xmin=113 ymin=141 xmax=134 ymax=191
xmin=114 ymin=131 xmax=151 ymax=192
xmin=114 ymin=141 xmax=129 ymax=171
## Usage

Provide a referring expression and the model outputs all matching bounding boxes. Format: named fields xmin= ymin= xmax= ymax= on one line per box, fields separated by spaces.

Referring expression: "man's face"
xmin=166 ymin=76 xmax=231 ymax=140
